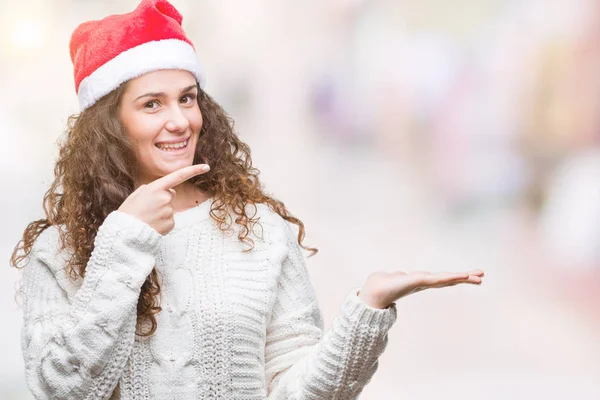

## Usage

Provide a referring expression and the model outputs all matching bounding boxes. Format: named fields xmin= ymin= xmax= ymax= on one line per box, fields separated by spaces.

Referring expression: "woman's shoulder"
xmin=252 ymin=202 xmax=285 ymax=224
xmin=251 ymin=203 xmax=296 ymax=239
xmin=28 ymin=224 xmax=73 ymax=276
xmin=216 ymin=201 xmax=296 ymax=248
xmin=31 ymin=224 xmax=62 ymax=255
xmin=251 ymin=204 xmax=311 ymax=261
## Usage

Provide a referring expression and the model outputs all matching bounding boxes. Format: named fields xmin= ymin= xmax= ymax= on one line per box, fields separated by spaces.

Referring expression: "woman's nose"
xmin=164 ymin=104 xmax=190 ymax=132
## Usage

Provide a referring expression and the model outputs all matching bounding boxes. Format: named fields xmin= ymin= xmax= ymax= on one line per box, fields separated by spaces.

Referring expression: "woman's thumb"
xmin=130 ymin=184 xmax=147 ymax=198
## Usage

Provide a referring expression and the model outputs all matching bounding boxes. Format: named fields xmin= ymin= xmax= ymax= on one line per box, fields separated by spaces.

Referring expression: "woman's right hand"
xmin=118 ymin=164 xmax=210 ymax=235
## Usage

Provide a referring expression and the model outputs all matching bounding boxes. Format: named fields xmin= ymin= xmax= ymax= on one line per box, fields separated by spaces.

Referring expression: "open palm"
xmin=358 ymin=269 xmax=485 ymax=309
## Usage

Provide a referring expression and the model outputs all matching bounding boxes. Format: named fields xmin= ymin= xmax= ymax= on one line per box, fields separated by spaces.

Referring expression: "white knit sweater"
xmin=20 ymin=198 xmax=397 ymax=400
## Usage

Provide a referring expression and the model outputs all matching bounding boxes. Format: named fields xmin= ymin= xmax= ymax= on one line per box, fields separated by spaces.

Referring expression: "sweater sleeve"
xmin=21 ymin=210 xmax=161 ymax=400
xmin=264 ymin=223 xmax=397 ymax=400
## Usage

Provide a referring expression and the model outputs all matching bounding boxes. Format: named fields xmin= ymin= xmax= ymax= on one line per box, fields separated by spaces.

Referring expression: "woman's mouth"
xmin=155 ymin=138 xmax=190 ymax=152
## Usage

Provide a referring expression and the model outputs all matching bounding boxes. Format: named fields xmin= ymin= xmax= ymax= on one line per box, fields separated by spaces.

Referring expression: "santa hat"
xmin=69 ymin=0 xmax=205 ymax=111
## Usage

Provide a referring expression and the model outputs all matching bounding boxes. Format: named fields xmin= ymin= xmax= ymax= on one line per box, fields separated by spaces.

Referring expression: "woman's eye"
xmin=181 ymin=94 xmax=195 ymax=104
xmin=144 ymin=100 xmax=159 ymax=109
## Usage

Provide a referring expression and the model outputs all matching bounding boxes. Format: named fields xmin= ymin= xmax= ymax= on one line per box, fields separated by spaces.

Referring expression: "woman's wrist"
xmin=357 ymin=290 xmax=390 ymax=309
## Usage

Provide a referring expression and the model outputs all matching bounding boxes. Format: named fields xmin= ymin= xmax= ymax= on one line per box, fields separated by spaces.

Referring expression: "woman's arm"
xmin=264 ymin=222 xmax=397 ymax=400
xmin=21 ymin=210 xmax=161 ymax=400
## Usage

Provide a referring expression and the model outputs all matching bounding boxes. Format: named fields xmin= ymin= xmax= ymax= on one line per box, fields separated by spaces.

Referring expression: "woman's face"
xmin=119 ymin=69 xmax=202 ymax=185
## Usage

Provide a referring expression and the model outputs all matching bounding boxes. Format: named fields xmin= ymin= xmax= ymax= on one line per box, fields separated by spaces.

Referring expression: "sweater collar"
xmin=172 ymin=196 xmax=214 ymax=230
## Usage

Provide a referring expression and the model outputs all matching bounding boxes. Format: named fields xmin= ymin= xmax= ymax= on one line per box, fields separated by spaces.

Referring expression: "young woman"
xmin=10 ymin=1 xmax=484 ymax=399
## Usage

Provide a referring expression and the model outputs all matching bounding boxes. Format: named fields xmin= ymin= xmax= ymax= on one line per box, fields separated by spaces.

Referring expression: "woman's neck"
xmin=170 ymin=181 xmax=210 ymax=213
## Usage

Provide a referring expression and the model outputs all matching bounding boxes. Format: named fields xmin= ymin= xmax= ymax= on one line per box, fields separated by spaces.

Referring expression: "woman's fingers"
xmin=420 ymin=272 xmax=466 ymax=285
xmin=445 ymin=278 xmax=482 ymax=287
xmin=466 ymin=269 xmax=485 ymax=277
xmin=151 ymin=164 xmax=210 ymax=191
xmin=417 ymin=270 xmax=484 ymax=289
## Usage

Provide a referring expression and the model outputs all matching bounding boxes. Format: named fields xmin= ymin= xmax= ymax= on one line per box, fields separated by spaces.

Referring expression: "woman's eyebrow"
xmin=181 ymin=84 xmax=198 ymax=93
xmin=134 ymin=84 xmax=198 ymax=101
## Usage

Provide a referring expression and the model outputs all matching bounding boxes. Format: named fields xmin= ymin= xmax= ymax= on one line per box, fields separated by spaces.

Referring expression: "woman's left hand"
xmin=357 ymin=269 xmax=485 ymax=309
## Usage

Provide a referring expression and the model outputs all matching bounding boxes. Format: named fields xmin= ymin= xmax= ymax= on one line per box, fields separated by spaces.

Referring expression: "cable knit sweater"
xmin=20 ymin=198 xmax=397 ymax=400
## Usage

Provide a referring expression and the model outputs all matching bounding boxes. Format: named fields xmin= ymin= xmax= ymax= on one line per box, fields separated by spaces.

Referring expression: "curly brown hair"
xmin=10 ymin=83 xmax=317 ymax=336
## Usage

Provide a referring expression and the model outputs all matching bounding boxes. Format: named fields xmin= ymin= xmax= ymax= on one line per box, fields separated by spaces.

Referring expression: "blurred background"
xmin=1 ymin=0 xmax=599 ymax=398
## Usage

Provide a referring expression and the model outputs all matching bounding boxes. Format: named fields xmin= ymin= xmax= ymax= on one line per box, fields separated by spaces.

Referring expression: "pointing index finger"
xmin=150 ymin=164 xmax=210 ymax=190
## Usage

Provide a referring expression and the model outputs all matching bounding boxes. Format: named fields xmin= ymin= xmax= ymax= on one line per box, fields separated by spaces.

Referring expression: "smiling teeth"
xmin=157 ymin=139 xmax=188 ymax=150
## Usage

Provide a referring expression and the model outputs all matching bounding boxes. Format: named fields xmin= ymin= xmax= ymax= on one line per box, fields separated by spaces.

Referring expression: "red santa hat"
xmin=69 ymin=0 xmax=205 ymax=111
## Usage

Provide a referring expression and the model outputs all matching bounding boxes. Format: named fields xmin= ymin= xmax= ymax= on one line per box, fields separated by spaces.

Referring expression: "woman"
xmin=10 ymin=1 xmax=484 ymax=399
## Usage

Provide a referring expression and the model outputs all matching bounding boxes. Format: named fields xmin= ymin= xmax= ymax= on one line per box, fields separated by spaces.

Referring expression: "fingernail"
xmin=202 ymin=165 xmax=210 ymax=171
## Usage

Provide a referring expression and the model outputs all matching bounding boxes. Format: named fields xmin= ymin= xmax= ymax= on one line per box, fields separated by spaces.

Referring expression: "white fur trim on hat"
xmin=77 ymin=38 xmax=205 ymax=111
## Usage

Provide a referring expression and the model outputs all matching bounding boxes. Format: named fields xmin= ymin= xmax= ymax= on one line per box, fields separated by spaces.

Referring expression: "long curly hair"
xmin=10 ymin=83 xmax=317 ymax=336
